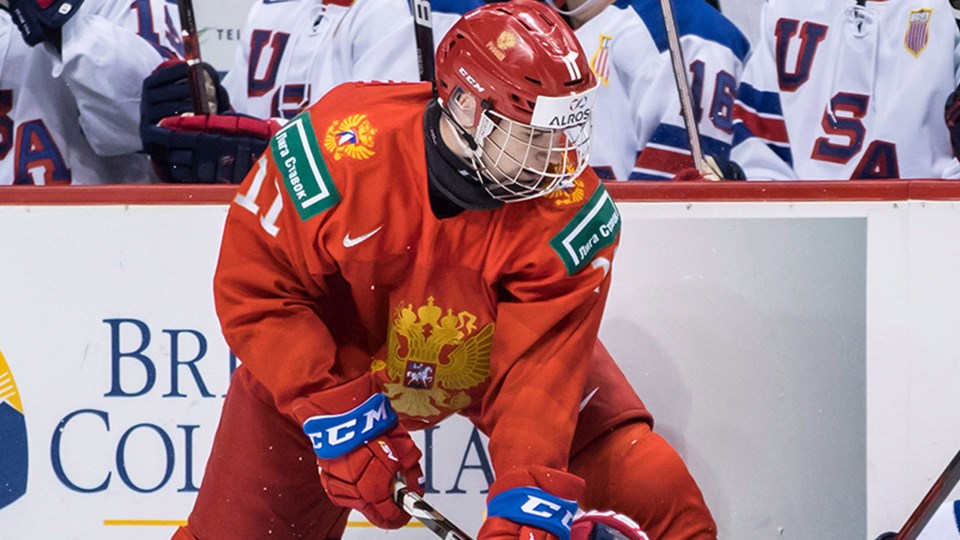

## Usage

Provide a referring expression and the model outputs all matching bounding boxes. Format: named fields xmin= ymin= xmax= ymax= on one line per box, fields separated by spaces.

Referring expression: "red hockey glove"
xmin=945 ymin=86 xmax=960 ymax=160
xmin=293 ymin=375 xmax=424 ymax=530
xmin=478 ymin=467 xmax=584 ymax=540
xmin=141 ymin=113 xmax=282 ymax=184
xmin=8 ymin=0 xmax=82 ymax=46
xmin=571 ymin=511 xmax=650 ymax=540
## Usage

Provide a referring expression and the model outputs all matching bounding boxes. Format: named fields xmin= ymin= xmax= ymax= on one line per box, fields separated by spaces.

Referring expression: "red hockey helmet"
xmin=435 ymin=0 xmax=598 ymax=202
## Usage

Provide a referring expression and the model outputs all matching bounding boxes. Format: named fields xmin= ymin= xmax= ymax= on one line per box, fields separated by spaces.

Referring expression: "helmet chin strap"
xmin=546 ymin=0 xmax=609 ymax=17
xmin=436 ymin=102 xmax=489 ymax=187
xmin=438 ymin=98 xmax=498 ymax=163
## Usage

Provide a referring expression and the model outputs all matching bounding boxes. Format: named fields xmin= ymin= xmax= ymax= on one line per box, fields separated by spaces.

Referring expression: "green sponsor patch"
xmin=550 ymin=185 xmax=621 ymax=275
xmin=271 ymin=114 xmax=341 ymax=221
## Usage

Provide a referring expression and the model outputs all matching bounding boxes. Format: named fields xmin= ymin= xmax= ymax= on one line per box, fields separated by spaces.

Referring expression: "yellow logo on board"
xmin=0 ymin=350 xmax=23 ymax=414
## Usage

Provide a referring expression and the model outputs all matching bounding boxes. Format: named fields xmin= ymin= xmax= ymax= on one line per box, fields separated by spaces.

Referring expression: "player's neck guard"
xmin=423 ymin=100 xmax=502 ymax=216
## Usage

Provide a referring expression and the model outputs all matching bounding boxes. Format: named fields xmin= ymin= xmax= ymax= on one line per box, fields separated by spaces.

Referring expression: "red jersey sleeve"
xmin=481 ymin=178 xmax=621 ymax=477
xmin=214 ymin=112 xmax=343 ymax=418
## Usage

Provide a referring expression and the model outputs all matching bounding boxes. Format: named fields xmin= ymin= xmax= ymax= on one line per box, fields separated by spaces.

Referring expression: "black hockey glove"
xmin=141 ymin=113 xmax=281 ymax=184
xmin=141 ymin=59 xmax=232 ymax=124
xmin=8 ymin=0 xmax=83 ymax=47
xmin=945 ymin=85 xmax=960 ymax=160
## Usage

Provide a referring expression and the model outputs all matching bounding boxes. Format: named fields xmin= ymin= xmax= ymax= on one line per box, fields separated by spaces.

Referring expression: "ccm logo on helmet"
xmin=458 ymin=67 xmax=485 ymax=93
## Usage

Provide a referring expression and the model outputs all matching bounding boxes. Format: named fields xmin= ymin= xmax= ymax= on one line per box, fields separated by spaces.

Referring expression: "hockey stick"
xmin=411 ymin=0 xmax=436 ymax=90
xmin=393 ymin=477 xmax=640 ymax=540
xmin=393 ymin=478 xmax=475 ymax=540
xmin=874 ymin=447 xmax=960 ymax=540
xmin=176 ymin=0 xmax=216 ymax=114
xmin=657 ymin=0 xmax=707 ymax=173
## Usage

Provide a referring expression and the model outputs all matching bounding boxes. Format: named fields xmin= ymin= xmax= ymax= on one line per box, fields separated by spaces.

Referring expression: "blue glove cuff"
xmin=488 ymin=487 xmax=578 ymax=540
xmin=301 ymin=393 xmax=398 ymax=459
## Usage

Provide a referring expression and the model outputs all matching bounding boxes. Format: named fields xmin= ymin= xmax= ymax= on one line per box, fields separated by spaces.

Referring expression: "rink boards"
xmin=0 ymin=182 xmax=959 ymax=539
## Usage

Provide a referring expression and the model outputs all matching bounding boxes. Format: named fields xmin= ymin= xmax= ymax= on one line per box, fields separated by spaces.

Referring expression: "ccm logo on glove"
xmin=489 ymin=487 xmax=578 ymax=538
xmin=302 ymin=393 xmax=398 ymax=459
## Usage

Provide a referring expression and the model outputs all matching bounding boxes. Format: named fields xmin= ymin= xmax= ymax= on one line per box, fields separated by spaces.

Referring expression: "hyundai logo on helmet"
xmin=529 ymin=84 xmax=599 ymax=129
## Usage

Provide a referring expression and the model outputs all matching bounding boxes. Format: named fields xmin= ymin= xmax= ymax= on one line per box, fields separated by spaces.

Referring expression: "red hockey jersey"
xmin=214 ymin=81 xmax=622 ymax=474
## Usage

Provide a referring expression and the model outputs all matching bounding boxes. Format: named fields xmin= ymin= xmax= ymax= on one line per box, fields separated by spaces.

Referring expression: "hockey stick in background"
xmin=875 ymin=447 xmax=960 ymax=540
xmin=393 ymin=478 xmax=475 ymax=540
xmin=176 ymin=0 xmax=216 ymax=114
xmin=411 ymin=0 xmax=437 ymax=90
xmin=657 ymin=0 xmax=707 ymax=173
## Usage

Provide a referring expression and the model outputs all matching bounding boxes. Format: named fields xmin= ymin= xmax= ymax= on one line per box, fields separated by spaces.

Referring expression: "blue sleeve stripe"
xmin=430 ymin=0 xmax=483 ymax=15
xmin=768 ymin=144 xmax=794 ymax=166
xmin=647 ymin=124 xmax=732 ymax=158
xmin=628 ymin=170 xmax=674 ymax=180
xmin=625 ymin=0 xmax=750 ymax=61
xmin=732 ymin=123 xmax=752 ymax=146
xmin=737 ymin=82 xmax=784 ymax=116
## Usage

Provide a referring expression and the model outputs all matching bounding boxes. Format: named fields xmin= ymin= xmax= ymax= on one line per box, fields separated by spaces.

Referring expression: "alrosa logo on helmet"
xmin=529 ymin=85 xmax=599 ymax=129
xmin=549 ymin=109 xmax=591 ymax=128
xmin=458 ymin=67 xmax=485 ymax=93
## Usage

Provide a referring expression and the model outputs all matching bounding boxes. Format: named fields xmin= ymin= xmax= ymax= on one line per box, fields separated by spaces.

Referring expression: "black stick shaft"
xmin=411 ymin=0 xmax=436 ymax=87
xmin=394 ymin=480 xmax=474 ymax=540
xmin=177 ymin=0 xmax=212 ymax=115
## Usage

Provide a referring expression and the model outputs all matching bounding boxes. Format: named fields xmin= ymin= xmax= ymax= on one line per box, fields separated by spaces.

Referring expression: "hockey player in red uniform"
xmin=174 ymin=2 xmax=715 ymax=539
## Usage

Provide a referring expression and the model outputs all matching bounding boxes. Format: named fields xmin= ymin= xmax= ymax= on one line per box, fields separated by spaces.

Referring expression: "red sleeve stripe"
xmin=734 ymin=102 xmax=789 ymax=144
xmin=634 ymin=145 xmax=695 ymax=174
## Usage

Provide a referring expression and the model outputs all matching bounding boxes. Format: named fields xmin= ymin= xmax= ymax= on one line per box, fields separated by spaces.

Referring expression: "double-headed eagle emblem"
xmin=374 ymin=297 xmax=493 ymax=418
xmin=323 ymin=114 xmax=377 ymax=161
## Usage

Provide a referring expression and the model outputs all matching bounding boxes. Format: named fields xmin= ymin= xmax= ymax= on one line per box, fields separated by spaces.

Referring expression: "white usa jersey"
xmin=223 ymin=0 xmax=479 ymax=121
xmin=0 ymin=0 xmax=181 ymax=185
xmin=732 ymin=0 xmax=960 ymax=180
xmin=221 ymin=0 xmax=353 ymax=120
xmin=576 ymin=0 xmax=749 ymax=180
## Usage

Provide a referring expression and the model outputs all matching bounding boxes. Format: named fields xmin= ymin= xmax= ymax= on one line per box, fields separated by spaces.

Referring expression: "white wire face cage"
xmin=469 ymin=107 xmax=594 ymax=203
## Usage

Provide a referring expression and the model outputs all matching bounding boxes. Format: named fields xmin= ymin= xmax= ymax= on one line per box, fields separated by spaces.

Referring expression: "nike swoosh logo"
xmin=343 ymin=225 xmax=383 ymax=248
xmin=579 ymin=387 xmax=600 ymax=412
